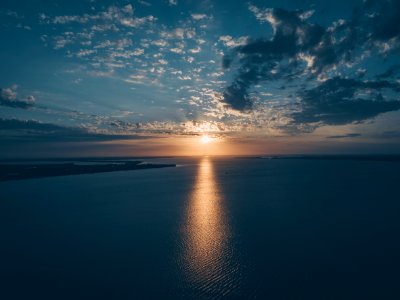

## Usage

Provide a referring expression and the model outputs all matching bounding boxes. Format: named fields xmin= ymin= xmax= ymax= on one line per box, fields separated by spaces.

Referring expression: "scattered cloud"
xmin=1 ymin=0 xmax=399 ymax=144
xmin=0 ymin=85 xmax=35 ymax=109
xmin=219 ymin=1 xmax=400 ymax=132
xmin=51 ymin=4 xmax=156 ymax=28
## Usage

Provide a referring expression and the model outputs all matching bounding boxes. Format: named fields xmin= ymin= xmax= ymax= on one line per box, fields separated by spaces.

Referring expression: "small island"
xmin=0 ymin=160 xmax=176 ymax=182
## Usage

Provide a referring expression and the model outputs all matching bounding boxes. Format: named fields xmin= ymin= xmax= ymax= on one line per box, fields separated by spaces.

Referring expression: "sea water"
xmin=1 ymin=157 xmax=399 ymax=299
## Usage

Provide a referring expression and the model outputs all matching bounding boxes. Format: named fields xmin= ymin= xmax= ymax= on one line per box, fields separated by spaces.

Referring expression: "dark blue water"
xmin=1 ymin=157 xmax=400 ymax=299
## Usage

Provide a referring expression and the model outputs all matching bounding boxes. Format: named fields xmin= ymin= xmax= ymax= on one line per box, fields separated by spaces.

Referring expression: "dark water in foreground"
xmin=1 ymin=157 xmax=400 ymax=299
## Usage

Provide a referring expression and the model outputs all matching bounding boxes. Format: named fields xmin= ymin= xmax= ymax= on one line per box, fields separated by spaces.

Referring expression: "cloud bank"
xmin=221 ymin=0 xmax=400 ymax=129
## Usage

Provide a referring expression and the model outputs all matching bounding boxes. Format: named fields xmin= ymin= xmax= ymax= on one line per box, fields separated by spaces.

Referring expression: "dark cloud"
xmin=221 ymin=0 xmax=400 ymax=130
xmin=326 ymin=133 xmax=361 ymax=139
xmin=0 ymin=86 xmax=35 ymax=109
xmin=0 ymin=119 xmax=150 ymax=143
xmin=376 ymin=65 xmax=400 ymax=80
xmin=223 ymin=80 xmax=254 ymax=111
xmin=363 ymin=0 xmax=400 ymax=41
xmin=292 ymin=77 xmax=400 ymax=125
xmin=221 ymin=7 xmax=358 ymax=110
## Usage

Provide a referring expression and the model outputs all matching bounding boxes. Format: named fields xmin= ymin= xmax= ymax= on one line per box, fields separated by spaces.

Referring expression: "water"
xmin=1 ymin=157 xmax=399 ymax=299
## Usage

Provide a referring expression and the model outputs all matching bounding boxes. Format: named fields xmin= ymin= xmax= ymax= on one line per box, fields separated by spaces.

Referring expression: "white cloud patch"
xmin=24 ymin=95 xmax=36 ymax=103
xmin=131 ymin=48 xmax=145 ymax=56
xmin=185 ymin=56 xmax=195 ymax=63
xmin=186 ymin=29 xmax=196 ymax=39
xmin=53 ymin=36 xmax=73 ymax=49
xmin=178 ymin=75 xmax=192 ymax=80
xmin=160 ymin=28 xmax=185 ymax=39
xmin=170 ymin=47 xmax=184 ymax=54
xmin=219 ymin=35 xmax=249 ymax=48
xmin=248 ymin=4 xmax=272 ymax=24
xmin=76 ymin=49 xmax=96 ymax=57
xmin=188 ymin=46 xmax=201 ymax=54
xmin=191 ymin=14 xmax=207 ymax=21
xmin=152 ymin=39 xmax=168 ymax=47
xmin=1 ymin=86 xmax=17 ymax=100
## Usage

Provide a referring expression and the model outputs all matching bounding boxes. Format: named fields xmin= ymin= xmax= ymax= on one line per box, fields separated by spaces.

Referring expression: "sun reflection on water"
xmin=181 ymin=157 xmax=237 ymax=297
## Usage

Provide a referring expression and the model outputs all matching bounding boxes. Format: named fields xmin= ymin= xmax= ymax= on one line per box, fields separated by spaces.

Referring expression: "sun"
xmin=200 ymin=135 xmax=211 ymax=144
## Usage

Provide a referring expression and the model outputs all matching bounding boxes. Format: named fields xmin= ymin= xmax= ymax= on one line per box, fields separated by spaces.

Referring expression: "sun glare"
xmin=200 ymin=135 xmax=211 ymax=144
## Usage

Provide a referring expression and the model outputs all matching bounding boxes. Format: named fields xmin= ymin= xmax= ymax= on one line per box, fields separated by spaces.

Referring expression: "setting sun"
xmin=200 ymin=135 xmax=211 ymax=144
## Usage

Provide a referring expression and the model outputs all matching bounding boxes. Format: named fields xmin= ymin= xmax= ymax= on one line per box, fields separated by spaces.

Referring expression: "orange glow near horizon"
xmin=96 ymin=135 xmax=270 ymax=156
xmin=95 ymin=133 xmax=304 ymax=157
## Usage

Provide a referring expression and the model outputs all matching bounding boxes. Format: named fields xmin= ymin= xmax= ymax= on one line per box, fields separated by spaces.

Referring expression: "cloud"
xmin=152 ymin=39 xmax=168 ymax=47
xmin=185 ymin=56 xmax=195 ymax=63
xmin=168 ymin=0 xmax=177 ymax=6
xmin=0 ymin=85 xmax=35 ymax=109
xmin=51 ymin=4 xmax=155 ymax=28
xmin=188 ymin=46 xmax=201 ymax=54
xmin=76 ymin=49 xmax=96 ymax=57
xmin=178 ymin=75 xmax=192 ymax=81
xmin=0 ymin=119 xmax=150 ymax=143
xmin=219 ymin=35 xmax=249 ymax=48
xmin=221 ymin=6 xmax=333 ymax=110
xmin=222 ymin=2 xmax=400 ymax=112
xmin=3 ymin=10 xmax=24 ymax=19
xmin=133 ymin=48 xmax=146 ymax=56
xmin=376 ymin=65 xmax=400 ymax=79
xmin=158 ymin=59 xmax=168 ymax=65
xmin=138 ymin=0 xmax=151 ymax=6
xmin=1 ymin=86 xmax=17 ymax=100
xmin=219 ymin=1 xmax=400 ymax=132
xmin=191 ymin=14 xmax=207 ymax=21
xmin=170 ymin=47 xmax=183 ymax=54
xmin=292 ymin=77 xmax=400 ymax=126
xmin=363 ymin=0 xmax=400 ymax=41
xmin=326 ymin=133 xmax=361 ymax=139
xmin=160 ymin=28 xmax=185 ymax=39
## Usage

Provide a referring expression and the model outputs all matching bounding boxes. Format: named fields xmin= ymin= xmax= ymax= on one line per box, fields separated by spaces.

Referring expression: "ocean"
xmin=1 ymin=157 xmax=399 ymax=299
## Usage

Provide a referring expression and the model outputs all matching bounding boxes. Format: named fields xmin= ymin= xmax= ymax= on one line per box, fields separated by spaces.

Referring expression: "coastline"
xmin=0 ymin=161 xmax=176 ymax=182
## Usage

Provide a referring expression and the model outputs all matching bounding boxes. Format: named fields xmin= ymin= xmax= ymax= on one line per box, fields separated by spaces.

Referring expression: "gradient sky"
xmin=1 ymin=0 xmax=400 ymax=157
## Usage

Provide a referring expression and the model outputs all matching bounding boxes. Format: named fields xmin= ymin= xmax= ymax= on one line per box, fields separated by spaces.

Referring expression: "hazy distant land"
xmin=237 ymin=154 xmax=400 ymax=162
xmin=0 ymin=160 xmax=176 ymax=182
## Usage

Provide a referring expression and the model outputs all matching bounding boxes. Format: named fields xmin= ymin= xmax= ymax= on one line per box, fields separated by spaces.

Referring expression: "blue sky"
xmin=1 ymin=0 xmax=400 ymax=156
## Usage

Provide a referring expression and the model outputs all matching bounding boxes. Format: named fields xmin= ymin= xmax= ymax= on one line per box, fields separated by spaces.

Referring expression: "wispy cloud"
xmin=168 ymin=0 xmax=177 ymax=6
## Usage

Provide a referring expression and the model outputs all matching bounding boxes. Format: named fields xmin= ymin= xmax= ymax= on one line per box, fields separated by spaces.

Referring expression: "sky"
xmin=1 ymin=0 xmax=400 ymax=157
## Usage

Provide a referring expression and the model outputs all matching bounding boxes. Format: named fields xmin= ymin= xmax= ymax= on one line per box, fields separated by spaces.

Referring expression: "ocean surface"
xmin=1 ymin=157 xmax=400 ymax=299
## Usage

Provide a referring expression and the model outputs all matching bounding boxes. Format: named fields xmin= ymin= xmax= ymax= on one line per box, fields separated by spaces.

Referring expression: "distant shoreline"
xmin=0 ymin=161 xmax=176 ymax=182
xmin=234 ymin=154 xmax=400 ymax=162
xmin=0 ymin=156 xmax=176 ymax=163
